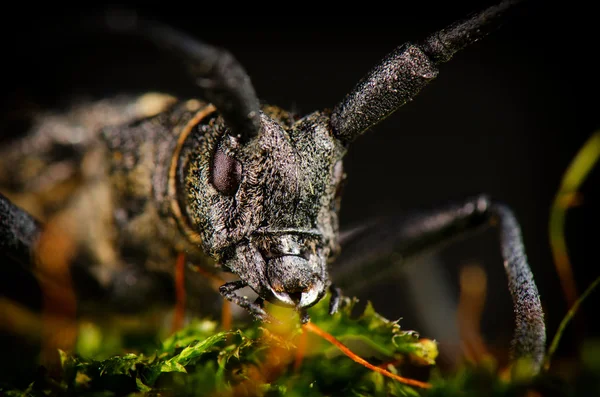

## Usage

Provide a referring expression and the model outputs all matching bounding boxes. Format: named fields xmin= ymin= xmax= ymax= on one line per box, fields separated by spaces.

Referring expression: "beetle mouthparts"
xmin=269 ymin=280 xmax=324 ymax=309
xmin=266 ymin=255 xmax=325 ymax=308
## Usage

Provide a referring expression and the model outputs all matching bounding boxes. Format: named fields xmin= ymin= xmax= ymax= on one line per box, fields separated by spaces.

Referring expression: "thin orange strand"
xmin=303 ymin=322 xmax=432 ymax=389
xmin=37 ymin=215 xmax=78 ymax=374
xmin=293 ymin=326 xmax=308 ymax=372
xmin=171 ymin=252 xmax=186 ymax=333
xmin=221 ymin=299 xmax=232 ymax=331
xmin=188 ymin=265 xmax=232 ymax=330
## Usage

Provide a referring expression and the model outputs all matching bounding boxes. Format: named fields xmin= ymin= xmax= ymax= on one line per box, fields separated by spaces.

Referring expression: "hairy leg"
xmin=334 ymin=195 xmax=545 ymax=372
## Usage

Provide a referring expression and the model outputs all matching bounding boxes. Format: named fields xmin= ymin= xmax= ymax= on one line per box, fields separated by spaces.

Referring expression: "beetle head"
xmin=181 ymin=108 xmax=346 ymax=310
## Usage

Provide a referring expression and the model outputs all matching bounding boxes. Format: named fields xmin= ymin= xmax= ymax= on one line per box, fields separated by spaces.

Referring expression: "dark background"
xmin=2 ymin=0 xmax=599 ymax=374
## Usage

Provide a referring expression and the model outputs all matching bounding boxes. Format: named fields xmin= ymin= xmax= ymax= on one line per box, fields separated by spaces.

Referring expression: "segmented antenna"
xmin=330 ymin=0 xmax=525 ymax=144
xmin=105 ymin=11 xmax=261 ymax=143
xmin=421 ymin=0 xmax=524 ymax=65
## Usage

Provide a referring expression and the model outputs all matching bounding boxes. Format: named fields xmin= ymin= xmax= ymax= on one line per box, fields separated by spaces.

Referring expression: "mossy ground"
xmin=1 ymin=295 xmax=598 ymax=396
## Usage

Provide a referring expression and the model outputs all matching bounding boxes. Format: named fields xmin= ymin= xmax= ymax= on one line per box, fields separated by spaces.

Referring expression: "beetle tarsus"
xmin=299 ymin=308 xmax=310 ymax=324
xmin=328 ymin=285 xmax=342 ymax=315
xmin=219 ymin=280 xmax=275 ymax=323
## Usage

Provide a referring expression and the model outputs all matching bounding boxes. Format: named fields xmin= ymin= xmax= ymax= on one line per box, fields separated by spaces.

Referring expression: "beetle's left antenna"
xmin=330 ymin=0 xmax=526 ymax=144
xmin=105 ymin=11 xmax=261 ymax=143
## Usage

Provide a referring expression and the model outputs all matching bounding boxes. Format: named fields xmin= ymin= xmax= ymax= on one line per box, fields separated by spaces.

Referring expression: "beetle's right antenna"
xmin=330 ymin=0 xmax=525 ymax=144
xmin=105 ymin=11 xmax=261 ymax=143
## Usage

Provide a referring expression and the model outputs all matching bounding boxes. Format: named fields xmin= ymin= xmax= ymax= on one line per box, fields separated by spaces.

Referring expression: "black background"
xmin=2 ymin=0 xmax=599 ymax=373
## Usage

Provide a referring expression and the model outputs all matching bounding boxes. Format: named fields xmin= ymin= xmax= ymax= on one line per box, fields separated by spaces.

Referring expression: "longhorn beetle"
xmin=0 ymin=0 xmax=546 ymax=373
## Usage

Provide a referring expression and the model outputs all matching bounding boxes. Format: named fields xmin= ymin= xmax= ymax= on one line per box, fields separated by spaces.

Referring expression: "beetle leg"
xmin=219 ymin=280 xmax=274 ymax=323
xmin=253 ymin=296 xmax=264 ymax=308
xmin=0 ymin=192 xmax=41 ymax=269
xmin=328 ymin=284 xmax=342 ymax=315
xmin=299 ymin=308 xmax=310 ymax=324
xmin=1 ymin=193 xmax=45 ymax=313
xmin=334 ymin=195 xmax=545 ymax=373
xmin=1 ymin=193 xmax=175 ymax=314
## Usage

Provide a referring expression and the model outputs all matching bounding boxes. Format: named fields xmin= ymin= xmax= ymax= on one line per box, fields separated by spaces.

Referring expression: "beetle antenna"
xmin=420 ymin=0 xmax=524 ymax=65
xmin=105 ymin=10 xmax=261 ymax=143
xmin=330 ymin=0 xmax=526 ymax=144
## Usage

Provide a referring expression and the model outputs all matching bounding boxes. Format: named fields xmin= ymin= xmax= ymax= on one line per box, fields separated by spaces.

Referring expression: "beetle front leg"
xmin=219 ymin=280 xmax=274 ymax=323
xmin=334 ymin=195 xmax=545 ymax=373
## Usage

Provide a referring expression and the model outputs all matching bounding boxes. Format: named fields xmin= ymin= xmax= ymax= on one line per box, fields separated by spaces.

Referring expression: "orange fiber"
xmin=171 ymin=252 xmax=186 ymax=333
xmin=303 ymin=322 xmax=432 ymax=389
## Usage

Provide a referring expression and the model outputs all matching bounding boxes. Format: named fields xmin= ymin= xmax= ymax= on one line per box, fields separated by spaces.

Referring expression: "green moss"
xmin=1 ymin=295 xmax=597 ymax=396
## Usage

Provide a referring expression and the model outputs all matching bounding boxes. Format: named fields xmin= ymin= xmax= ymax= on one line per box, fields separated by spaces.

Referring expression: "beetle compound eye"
xmin=210 ymin=147 xmax=242 ymax=196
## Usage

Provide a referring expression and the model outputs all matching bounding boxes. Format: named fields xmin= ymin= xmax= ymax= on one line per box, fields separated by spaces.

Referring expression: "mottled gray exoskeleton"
xmin=0 ymin=0 xmax=546 ymax=372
